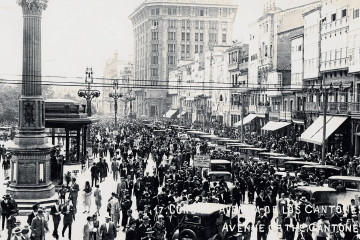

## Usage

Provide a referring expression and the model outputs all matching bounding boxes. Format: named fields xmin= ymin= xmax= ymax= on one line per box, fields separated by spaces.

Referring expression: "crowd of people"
xmin=1 ymin=118 xmax=360 ymax=240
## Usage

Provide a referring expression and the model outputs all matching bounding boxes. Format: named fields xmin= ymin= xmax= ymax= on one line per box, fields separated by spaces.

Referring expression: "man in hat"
xmin=255 ymin=208 xmax=269 ymax=240
xmin=90 ymin=163 xmax=100 ymax=187
xmin=121 ymin=194 xmax=132 ymax=231
xmin=69 ymin=178 xmax=79 ymax=214
xmin=138 ymin=215 xmax=151 ymax=239
xmin=125 ymin=219 xmax=138 ymax=240
xmin=6 ymin=208 xmax=17 ymax=240
xmin=10 ymin=227 xmax=22 ymax=240
xmin=50 ymin=200 xmax=62 ymax=239
xmin=27 ymin=203 xmax=39 ymax=226
xmin=30 ymin=207 xmax=48 ymax=240
xmin=108 ymin=193 xmax=120 ymax=228
xmin=143 ymin=227 xmax=156 ymax=240
xmin=100 ymin=216 xmax=117 ymax=240
xmin=21 ymin=225 xmax=30 ymax=240
xmin=61 ymin=200 xmax=74 ymax=240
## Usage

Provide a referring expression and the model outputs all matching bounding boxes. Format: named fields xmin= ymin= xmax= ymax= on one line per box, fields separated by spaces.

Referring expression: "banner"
xmin=194 ymin=155 xmax=211 ymax=168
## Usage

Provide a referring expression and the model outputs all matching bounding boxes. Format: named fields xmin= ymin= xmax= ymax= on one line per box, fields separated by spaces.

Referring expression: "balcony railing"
xmin=305 ymin=102 xmax=360 ymax=115
xmin=269 ymin=111 xmax=280 ymax=121
xmin=280 ymin=111 xmax=292 ymax=121
xmin=256 ymin=106 xmax=271 ymax=114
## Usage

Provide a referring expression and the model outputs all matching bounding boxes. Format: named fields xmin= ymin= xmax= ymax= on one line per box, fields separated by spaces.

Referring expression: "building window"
xmin=152 ymin=20 xmax=158 ymax=27
xmin=151 ymin=56 xmax=158 ymax=64
xmin=195 ymin=21 xmax=199 ymax=29
xmin=220 ymin=95 xmax=223 ymax=101
xmin=186 ymin=45 xmax=190 ymax=53
xmin=186 ymin=20 xmax=190 ymax=29
xmin=182 ymin=20 xmax=186 ymax=29
xmin=222 ymin=34 xmax=226 ymax=43
xmin=200 ymin=9 xmax=204 ymax=16
xmin=168 ymin=44 xmax=175 ymax=53
xmin=168 ymin=20 xmax=176 ymax=28
xmin=270 ymin=45 xmax=272 ymax=57
xmin=332 ymin=13 xmax=336 ymax=21
xmin=151 ymin=32 xmax=158 ymax=40
xmin=200 ymin=45 xmax=203 ymax=53
xmin=186 ymin=32 xmax=190 ymax=41
xmin=210 ymin=21 xmax=218 ymax=30
xmin=151 ymin=68 xmax=158 ymax=76
xmin=151 ymin=8 xmax=160 ymax=16
xmin=354 ymin=9 xmax=359 ymax=19
xmin=168 ymin=8 xmax=177 ymax=15
xmin=181 ymin=32 xmax=186 ymax=41
xmin=168 ymin=31 xmax=175 ymax=40
xmin=200 ymin=33 xmax=204 ymax=41
xmin=152 ymin=44 xmax=158 ymax=52
xmin=195 ymin=33 xmax=199 ymax=41
xmin=209 ymin=33 xmax=217 ymax=42
xmin=342 ymin=9 xmax=347 ymax=18
xmin=195 ymin=45 xmax=199 ymax=53
xmin=200 ymin=21 xmax=204 ymax=29
xmin=181 ymin=44 xmax=185 ymax=53
xmin=168 ymin=55 xmax=176 ymax=65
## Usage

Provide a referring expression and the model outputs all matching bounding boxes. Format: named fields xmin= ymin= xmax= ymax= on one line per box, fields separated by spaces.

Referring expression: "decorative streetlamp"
xmin=78 ymin=67 xmax=100 ymax=117
xmin=109 ymin=79 xmax=123 ymax=128
xmin=78 ymin=67 xmax=100 ymax=163
xmin=123 ymin=89 xmax=136 ymax=119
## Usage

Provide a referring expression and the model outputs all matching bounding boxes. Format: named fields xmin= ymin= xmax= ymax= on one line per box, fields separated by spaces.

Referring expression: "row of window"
xmin=150 ymin=7 xmax=227 ymax=18
xmin=321 ymin=48 xmax=348 ymax=61
xmin=228 ymin=50 xmax=247 ymax=64
xmin=321 ymin=9 xmax=347 ymax=24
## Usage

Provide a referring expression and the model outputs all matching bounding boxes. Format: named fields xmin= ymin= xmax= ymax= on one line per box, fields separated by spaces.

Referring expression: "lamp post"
xmin=78 ymin=67 xmax=100 ymax=117
xmin=123 ymin=89 xmax=136 ymax=120
xmin=78 ymin=67 xmax=100 ymax=163
xmin=109 ymin=79 xmax=123 ymax=128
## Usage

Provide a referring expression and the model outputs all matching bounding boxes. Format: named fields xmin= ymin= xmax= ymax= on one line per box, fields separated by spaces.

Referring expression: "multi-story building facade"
xmin=129 ymin=0 xmax=238 ymax=118
xmin=226 ymin=42 xmax=249 ymax=127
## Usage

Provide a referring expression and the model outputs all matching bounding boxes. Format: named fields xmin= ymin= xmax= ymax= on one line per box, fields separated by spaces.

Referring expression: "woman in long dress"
xmin=83 ymin=181 xmax=92 ymax=214
xmin=94 ymin=184 xmax=102 ymax=216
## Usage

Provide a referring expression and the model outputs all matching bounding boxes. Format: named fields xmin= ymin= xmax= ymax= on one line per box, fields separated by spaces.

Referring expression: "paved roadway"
xmin=0 ymin=139 xmax=310 ymax=240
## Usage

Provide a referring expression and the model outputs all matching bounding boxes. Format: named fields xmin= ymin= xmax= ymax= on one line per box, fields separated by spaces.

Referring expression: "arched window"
xmin=220 ymin=95 xmax=223 ymax=101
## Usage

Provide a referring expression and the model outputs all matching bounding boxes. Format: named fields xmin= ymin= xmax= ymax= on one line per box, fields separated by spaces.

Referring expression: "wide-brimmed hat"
xmin=12 ymin=227 xmax=21 ymax=234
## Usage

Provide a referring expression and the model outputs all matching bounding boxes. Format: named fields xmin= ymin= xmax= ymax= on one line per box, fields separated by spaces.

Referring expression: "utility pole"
xmin=240 ymin=94 xmax=244 ymax=143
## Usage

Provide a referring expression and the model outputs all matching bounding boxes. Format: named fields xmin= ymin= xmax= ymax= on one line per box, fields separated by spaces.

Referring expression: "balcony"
xmin=249 ymin=105 xmax=256 ymax=113
xmin=320 ymin=58 xmax=349 ymax=72
xmin=291 ymin=110 xmax=305 ymax=120
xmin=269 ymin=111 xmax=280 ymax=121
xmin=256 ymin=106 xmax=271 ymax=114
xmin=305 ymin=102 xmax=360 ymax=115
xmin=280 ymin=111 xmax=292 ymax=121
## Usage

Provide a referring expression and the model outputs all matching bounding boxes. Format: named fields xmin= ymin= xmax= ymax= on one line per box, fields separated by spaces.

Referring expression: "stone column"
xmin=7 ymin=0 xmax=55 ymax=199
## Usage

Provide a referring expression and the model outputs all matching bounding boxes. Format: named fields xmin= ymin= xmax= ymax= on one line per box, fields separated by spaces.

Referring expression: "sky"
xmin=0 ymin=0 xmax=317 ymax=82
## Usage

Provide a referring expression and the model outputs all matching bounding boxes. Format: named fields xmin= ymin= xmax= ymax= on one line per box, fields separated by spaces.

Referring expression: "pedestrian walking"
xmin=83 ymin=181 xmax=92 ymax=214
xmin=30 ymin=208 xmax=49 ymax=240
xmin=61 ymin=200 xmax=74 ymax=240
xmin=108 ymin=193 xmax=120 ymax=228
xmin=100 ymin=216 xmax=117 ymax=240
xmin=83 ymin=216 xmax=93 ymax=240
xmin=69 ymin=178 xmax=79 ymax=214
xmin=94 ymin=185 xmax=102 ymax=216
xmin=50 ymin=200 xmax=61 ymax=239
xmin=90 ymin=163 xmax=99 ymax=187
xmin=111 ymin=158 xmax=119 ymax=182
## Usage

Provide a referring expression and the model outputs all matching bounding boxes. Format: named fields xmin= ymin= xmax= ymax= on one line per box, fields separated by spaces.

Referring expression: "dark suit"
xmin=125 ymin=227 xmax=138 ymax=240
xmin=100 ymin=222 xmax=117 ymax=240
xmin=31 ymin=215 xmax=49 ymax=240
xmin=27 ymin=212 xmax=36 ymax=226
xmin=61 ymin=204 xmax=74 ymax=239
xmin=69 ymin=183 xmax=79 ymax=212
xmin=50 ymin=204 xmax=62 ymax=238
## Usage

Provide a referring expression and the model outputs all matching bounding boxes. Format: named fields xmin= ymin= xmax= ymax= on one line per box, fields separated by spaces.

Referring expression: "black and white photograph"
xmin=1 ymin=0 xmax=360 ymax=239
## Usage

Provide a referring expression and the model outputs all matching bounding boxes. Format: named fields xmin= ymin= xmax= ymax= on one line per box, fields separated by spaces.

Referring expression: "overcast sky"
xmin=0 ymin=0 xmax=317 ymax=82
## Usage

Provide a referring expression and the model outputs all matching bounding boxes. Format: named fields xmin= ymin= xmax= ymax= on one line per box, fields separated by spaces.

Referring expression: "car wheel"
xmin=179 ymin=229 xmax=197 ymax=240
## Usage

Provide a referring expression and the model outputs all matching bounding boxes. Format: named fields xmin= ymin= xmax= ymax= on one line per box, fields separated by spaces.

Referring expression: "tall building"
xmin=129 ymin=0 xmax=238 ymax=118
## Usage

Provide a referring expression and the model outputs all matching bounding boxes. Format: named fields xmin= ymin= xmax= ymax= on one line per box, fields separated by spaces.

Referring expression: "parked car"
xmin=172 ymin=202 xmax=252 ymax=240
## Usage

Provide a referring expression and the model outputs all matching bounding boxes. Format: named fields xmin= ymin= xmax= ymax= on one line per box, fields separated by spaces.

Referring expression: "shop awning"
xmin=261 ymin=121 xmax=291 ymax=131
xmin=300 ymin=116 xmax=347 ymax=145
xmin=163 ymin=109 xmax=177 ymax=118
xmin=234 ymin=114 xmax=258 ymax=127
xmin=177 ymin=111 xmax=187 ymax=119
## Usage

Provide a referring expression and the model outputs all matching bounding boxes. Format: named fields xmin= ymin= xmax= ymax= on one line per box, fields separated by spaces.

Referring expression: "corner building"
xmin=129 ymin=0 xmax=238 ymax=118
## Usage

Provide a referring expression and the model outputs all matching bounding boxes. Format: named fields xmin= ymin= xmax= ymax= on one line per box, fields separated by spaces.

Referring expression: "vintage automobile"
xmin=208 ymin=171 xmax=234 ymax=191
xmin=172 ymin=203 xmax=252 ymax=240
